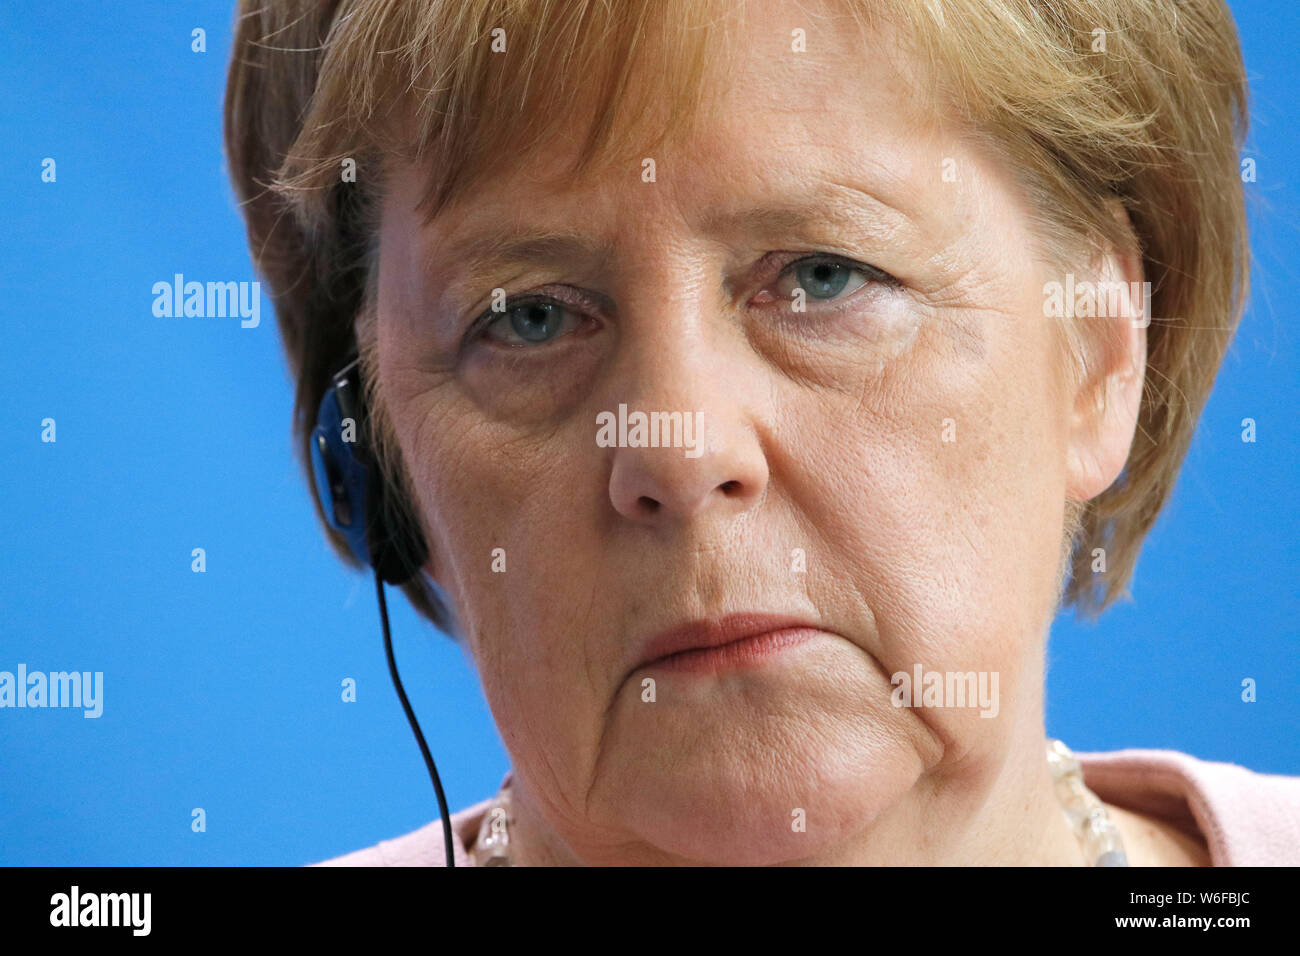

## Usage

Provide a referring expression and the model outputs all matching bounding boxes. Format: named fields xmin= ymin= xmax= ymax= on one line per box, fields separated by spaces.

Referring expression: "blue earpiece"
xmin=311 ymin=358 xmax=371 ymax=567
xmin=310 ymin=356 xmax=429 ymax=586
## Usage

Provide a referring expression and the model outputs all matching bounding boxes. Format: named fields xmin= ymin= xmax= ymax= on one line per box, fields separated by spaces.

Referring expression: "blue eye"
xmin=775 ymin=256 xmax=884 ymax=303
xmin=482 ymin=300 xmax=574 ymax=347
xmin=800 ymin=261 xmax=855 ymax=298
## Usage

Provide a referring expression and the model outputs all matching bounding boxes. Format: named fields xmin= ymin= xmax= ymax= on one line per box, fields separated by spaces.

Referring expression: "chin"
xmin=596 ymin=676 xmax=922 ymax=865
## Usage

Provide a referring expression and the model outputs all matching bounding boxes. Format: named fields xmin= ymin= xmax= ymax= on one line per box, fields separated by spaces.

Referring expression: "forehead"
xmin=385 ymin=5 xmax=967 ymax=254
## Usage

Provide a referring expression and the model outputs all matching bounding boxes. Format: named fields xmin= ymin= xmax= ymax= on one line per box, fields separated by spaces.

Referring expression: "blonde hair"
xmin=225 ymin=0 xmax=1249 ymax=626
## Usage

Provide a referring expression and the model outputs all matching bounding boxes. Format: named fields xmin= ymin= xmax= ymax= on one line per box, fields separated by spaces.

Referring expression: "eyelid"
xmin=772 ymin=251 xmax=899 ymax=287
xmin=466 ymin=285 xmax=600 ymax=336
xmin=463 ymin=287 xmax=609 ymax=356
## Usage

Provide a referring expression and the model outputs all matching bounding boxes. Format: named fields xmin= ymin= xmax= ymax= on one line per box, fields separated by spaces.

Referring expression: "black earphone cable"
xmin=375 ymin=569 xmax=457 ymax=867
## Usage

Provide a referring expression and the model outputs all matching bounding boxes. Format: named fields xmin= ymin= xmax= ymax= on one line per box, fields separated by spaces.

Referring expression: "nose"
xmin=605 ymin=355 xmax=769 ymax=526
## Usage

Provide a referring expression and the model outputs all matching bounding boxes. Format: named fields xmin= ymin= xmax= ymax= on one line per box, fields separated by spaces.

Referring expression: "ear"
xmin=1063 ymin=209 xmax=1148 ymax=502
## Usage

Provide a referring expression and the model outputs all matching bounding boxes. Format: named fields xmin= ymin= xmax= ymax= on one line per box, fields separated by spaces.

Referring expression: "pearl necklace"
xmin=1048 ymin=738 xmax=1130 ymax=866
xmin=472 ymin=738 xmax=1128 ymax=866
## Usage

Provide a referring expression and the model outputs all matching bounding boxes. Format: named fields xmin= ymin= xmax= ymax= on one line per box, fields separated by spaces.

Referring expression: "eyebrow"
xmin=452 ymin=231 xmax=616 ymax=296
xmin=699 ymin=205 xmax=824 ymax=237
xmin=697 ymin=185 xmax=914 ymax=246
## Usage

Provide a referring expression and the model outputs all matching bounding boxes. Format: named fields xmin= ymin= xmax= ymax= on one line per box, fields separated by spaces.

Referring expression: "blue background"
xmin=1 ymin=1 xmax=1295 ymax=865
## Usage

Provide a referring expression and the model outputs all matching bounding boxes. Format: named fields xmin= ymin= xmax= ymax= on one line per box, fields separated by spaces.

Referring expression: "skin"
xmin=371 ymin=1 xmax=1206 ymax=865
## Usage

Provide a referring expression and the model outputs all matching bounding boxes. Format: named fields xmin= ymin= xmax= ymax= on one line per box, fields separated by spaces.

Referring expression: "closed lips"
xmin=635 ymin=613 xmax=823 ymax=673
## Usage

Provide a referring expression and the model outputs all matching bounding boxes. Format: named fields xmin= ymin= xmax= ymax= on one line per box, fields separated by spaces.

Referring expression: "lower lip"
xmin=644 ymin=627 xmax=822 ymax=674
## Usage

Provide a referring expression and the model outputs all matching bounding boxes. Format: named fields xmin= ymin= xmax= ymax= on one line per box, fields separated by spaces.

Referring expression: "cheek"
xmin=393 ymin=388 xmax=614 ymax=752
xmin=792 ymin=301 xmax=1070 ymax=670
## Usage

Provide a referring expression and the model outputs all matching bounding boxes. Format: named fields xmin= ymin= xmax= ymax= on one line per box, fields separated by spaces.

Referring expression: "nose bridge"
xmin=605 ymin=196 xmax=725 ymax=418
xmin=601 ymin=277 xmax=768 ymax=525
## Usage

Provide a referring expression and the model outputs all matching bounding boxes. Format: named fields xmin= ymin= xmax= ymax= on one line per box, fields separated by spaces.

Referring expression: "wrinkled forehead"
xmin=365 ymin=0 xmax=940 ymax=225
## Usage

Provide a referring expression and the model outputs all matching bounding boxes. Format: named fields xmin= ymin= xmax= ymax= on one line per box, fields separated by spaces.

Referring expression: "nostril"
xmin=639 ymin=496 xmax=661 ymax=514
xmin=718 ymin=480 xmax=741 ymax=495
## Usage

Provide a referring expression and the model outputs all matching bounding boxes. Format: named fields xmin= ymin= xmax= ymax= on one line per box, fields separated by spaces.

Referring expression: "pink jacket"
xmin=312 ymin=748 xmax=1300 ymax=866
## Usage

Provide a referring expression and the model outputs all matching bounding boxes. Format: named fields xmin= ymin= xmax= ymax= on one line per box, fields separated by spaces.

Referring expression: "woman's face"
xmin=374 ymin=3 xmax=1142 ymax=864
